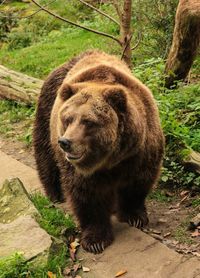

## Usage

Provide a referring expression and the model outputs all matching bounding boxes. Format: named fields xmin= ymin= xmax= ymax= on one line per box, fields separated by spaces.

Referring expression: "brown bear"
xmin=33 ymin=50 xmax=164 ymax=254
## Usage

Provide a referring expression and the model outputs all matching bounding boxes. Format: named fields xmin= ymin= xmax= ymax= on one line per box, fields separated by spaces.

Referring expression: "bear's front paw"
xmin=118 ymin=209 xmax=149 ymax=228
xmin=81 ymin=226 xmax=113 ymax=254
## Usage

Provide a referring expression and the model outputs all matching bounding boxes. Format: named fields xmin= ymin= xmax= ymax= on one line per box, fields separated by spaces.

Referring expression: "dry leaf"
xmin=115 ymin=270 xmax=127 ymax=277
xmin=63 ymin=267 xmax=71 ymax=276
xmin=69 ymin=248 xmax=76 ymax=261
xmin=73 ymin=263 xmax=81 ymax=272
xmin=82 ymin=266 xmax=90 ymax=272
xmin=70 ymin=238 xmax=80 ymax=252
xmin=47 ymin=271 xmax=56 ymax=278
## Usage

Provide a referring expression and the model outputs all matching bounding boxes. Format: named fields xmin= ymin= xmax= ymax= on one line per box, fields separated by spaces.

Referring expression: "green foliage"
xmin=0 ymin=253 xmax=28 ymax=278
xmin=192 ymin=198 xmax=200 ymax=207
xmin=31 ymin=193 xmax=75 ymax=237
xmin=148 ymin=189 xmax=174 ymax=202
xmin=0 ymin=248 xmax=69 ymax=278
xmin=134 ymin=59 xmax=200 ymax=188
xmin=0 ymin=28 xmax=117 ymax=78
xmin=133 ymin=0 xmax=178 ymax=61
xmin=173 ymin=217 xmax=194 ymax=244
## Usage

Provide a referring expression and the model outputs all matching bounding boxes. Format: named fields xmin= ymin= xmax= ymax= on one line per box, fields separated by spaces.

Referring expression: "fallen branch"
xmin=0 ymin=65 xmax=43 ymax=104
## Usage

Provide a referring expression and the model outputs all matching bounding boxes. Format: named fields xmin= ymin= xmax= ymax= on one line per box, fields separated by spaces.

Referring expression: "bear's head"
xmin=56 ymin=82 xmax=128 ymax=175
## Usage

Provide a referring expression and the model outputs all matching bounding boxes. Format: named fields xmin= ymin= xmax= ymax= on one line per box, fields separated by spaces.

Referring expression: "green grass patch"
xmin=173 ymin=217 xmax=194 ymax=244
xmin=0 ymin=28 xmax=119 ymax=78
xmin=31 ymin=193 xmax=75 ymax=237
xmin=0 ymin=247 xmax=69 ymax=278
xmin=0 ymin=99 xmax=35 ymax=146
xmin=148 ymin=189 xmax=174 ymax=202
xmin=191 ymin=198 xmax=200 ymax=208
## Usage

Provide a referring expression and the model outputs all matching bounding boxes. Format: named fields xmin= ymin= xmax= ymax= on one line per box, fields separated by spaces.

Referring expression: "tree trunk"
xmin=0 ymin=65 xmax=43 ymax=104
xmin=165 ymin=0 xmax=200 ymax=88
xmin=120 ymin=0 xmax=132 ymax=67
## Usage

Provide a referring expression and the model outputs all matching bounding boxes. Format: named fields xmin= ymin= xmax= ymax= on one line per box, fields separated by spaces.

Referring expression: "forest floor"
xmin=0 ymin=134 xmax=199 ymax=259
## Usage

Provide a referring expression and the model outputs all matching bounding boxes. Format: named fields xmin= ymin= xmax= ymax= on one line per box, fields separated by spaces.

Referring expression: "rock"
xmin=0 ymin=178 xmax=38 ymax=223
xmin=0 ymin=150 xmax=42 ymax=192
xmin=0 ymin=215 xmax=52 ymax=260
xmin=78 ymin=219 xmax=200 ymax=278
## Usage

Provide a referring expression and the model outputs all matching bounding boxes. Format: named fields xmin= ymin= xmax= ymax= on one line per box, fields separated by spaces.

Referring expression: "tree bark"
xmin=120 ymin=0 xmax=132 ymax=67
xmin=165 ymin=0 xmax=200 ymax=88
xmin=0 ymin=65 xmax=43 ymax=104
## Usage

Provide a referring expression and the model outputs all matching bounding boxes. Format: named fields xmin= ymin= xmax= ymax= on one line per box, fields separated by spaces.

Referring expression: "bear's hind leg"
xmin=117 ymin=183 xmax=150 ymax=228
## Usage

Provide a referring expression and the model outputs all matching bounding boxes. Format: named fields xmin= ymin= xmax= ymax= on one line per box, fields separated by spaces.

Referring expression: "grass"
xmin=173 ymin=217 xmax=194 ymax=245
xmin=192 ymin=198 xmax=200 ymax=208
xmin=148 ymin=189 xmax=175 ymax=203
xmin=0 ymin=28 xmax=119 ymax=78
xmin=0 ymin=100 xmax=35 ymax=146
xmin=0 ymin=248 xmax=69 ymax=278
xmin=31 ymin=193 xmax=75 ymax=237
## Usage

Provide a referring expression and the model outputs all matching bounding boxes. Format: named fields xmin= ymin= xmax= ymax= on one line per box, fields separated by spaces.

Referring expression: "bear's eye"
xmin=82 ymin=119 xmax=97 ymax=128
xmin=64 ymin=116 xmax=73 ymax=128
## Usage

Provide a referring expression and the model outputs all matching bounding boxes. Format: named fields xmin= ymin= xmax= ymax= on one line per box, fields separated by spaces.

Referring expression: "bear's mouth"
xmin=65 ymin=152 xmax=84 ymax=161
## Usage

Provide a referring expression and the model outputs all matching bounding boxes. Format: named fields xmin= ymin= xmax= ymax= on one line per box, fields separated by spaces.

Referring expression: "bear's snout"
xmin=58 ymin=137 xmax=72 ymax=152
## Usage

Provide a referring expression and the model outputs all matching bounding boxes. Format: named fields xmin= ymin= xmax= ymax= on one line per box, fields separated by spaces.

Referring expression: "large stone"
xmin=0 ymin=178 xmax=38 ymax=223
xmin=0 ymin=215 xmax=52 ymax=260
xmin=0 ymin=150 xmax=42 ymax=192
xmin=78 ymin=220 xmax=200 ymax=278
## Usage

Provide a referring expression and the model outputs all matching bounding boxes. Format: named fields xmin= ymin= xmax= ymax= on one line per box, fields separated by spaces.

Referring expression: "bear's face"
xmin=57 ymin=84 xmax=127 ymax=175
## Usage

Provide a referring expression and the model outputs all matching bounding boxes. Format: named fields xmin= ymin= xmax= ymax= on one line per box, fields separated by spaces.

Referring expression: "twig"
xmin=131 ymin=31 xmax=142 ymax=50
xmin=112 ymin=0 xmax=122 ymax=19
xmin=121 ymin=33 xmax=133 ymax=60
xmin=77 ymin=0 xmax=120 ymax=26
xmin=30 ymin=0 xmax=121 ymax=45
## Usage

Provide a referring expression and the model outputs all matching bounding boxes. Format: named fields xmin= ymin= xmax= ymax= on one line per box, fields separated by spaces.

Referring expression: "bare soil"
xmin=0 ymin=135 xmax=199 ymax=257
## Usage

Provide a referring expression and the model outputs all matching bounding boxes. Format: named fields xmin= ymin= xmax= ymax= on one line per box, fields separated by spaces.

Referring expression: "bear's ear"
xmin=59 ymin=84 xmax=73 ymax=101
xmin=103 ymin=88 xmax=127 ymax=113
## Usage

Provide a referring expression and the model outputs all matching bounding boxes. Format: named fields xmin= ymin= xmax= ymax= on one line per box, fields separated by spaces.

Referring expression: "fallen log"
xmin=0 ymin=65 xmax=43 ymax=104
xmin=165 ymin=0 xmax=200 ymax=88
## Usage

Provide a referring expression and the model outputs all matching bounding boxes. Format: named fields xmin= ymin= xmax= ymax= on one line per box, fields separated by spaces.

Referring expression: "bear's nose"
xmin=58 ymin=137 xmax=72 ymax=152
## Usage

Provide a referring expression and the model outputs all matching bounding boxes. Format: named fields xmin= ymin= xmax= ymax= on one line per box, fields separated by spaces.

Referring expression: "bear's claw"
xmin=82 ymin=241 xmax=107 ymax=254
xmin=118 ymin=209 xmax=149 ymax=229
xmin=81 ymin=228 xmax=113 ymax=254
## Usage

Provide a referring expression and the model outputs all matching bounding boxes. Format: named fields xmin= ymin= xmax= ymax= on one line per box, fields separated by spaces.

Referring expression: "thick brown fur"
xmin=33 ymin=50 xmax=164 ymax=254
